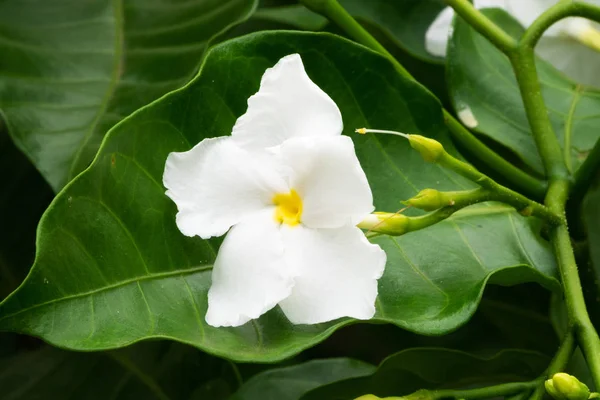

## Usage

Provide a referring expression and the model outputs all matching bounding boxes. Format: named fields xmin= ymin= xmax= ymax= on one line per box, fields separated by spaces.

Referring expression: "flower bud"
xmin=404 ymin=189 xmax=452 ymax=211
xmin=355 ymin=395 xmax=381 ymax=400
xmin=408 ymin=135 xmax=445 ymax=162
xmin=545 ymin=373 xmax=590 ymax=400
xmin=358 ymin=212 xmax=409 ymax=235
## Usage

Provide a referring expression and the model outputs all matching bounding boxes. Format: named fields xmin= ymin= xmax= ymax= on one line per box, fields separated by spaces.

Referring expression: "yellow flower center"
xmin=273 ymin=189 xmax=302 ymax=226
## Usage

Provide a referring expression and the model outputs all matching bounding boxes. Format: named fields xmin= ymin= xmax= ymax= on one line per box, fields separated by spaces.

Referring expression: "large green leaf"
xmin=0 ymin=341 xmax=238 ymax=400
xmin=231 ymin=358 xmax=375 ymax=400
xmin=0 ymin=0 xmax=257 ymax=191
xmin=301 ymin=348 xmax=549 ymax=400
xmin=0 ymin=32 xmax=557 ymax=361
xmin=447 ymin=9 xmax=600 ymax=175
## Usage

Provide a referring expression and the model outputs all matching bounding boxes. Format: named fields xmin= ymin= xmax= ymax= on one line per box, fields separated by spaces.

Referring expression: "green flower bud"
xmin=358 ymin=212 xmax=409 ymax=235
xmin=404 ymin=189 xmax=451 ymax=211
xmin=354 ymin=395 xmax=404 ymax=400
xmin=408 ymin=135 xmax=445 ymax=162
xmin=546 ymin=379 xmax=567 ymax=400
xmin=546 ymin=373 xmax=590 ymax=400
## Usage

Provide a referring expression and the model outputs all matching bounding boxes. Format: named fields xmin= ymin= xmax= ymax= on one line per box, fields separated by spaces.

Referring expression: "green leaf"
xmin=447 ymin=9 xmax=600 ymax=175
xmin=231 ymin=358 xmax=375 ymax=400
xmin=301 ymin=348 xmax=549 ymax=400
xmin=248 ymin=0 xmax=445 ymax=62
xmin=0 ymin=31 xmax=558 ymax=361
xmin=0 ymin=341 xmax=237 ymax=400
xmin=0 ymin=0 xmax=257 ymax=191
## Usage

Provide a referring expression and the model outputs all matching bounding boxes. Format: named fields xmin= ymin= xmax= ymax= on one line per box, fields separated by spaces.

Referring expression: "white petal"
xmin=278 ymin=136 xmax=374 ymax=229
xmin=425 ymin=7 xmax=454 ymax=57
xmin=537 ymin=36 xmax=600 ymax=86
xmin=231 ymin=54 xmax=343 ymax=151
xmin=205 ymin=210 xmax=295 ymax=327
xmin=474 ymin=0 xmax=509 ymax=8
xmin=278 ymin=225 xmax=386 ymax=324
xmin=503 ymin=0 xmax=557 ymax=32
xmin=163 ymin=137 xmax=287 ymax=239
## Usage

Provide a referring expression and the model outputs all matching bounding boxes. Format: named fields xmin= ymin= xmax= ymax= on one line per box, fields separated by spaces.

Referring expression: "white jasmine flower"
xmin=163 ymin=54 xmax=386 ymax=328
xmin=426 ymin=0 xmax=600 ymax=86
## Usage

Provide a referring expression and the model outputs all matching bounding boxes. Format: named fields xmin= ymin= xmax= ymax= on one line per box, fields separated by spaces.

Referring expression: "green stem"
xmin=298 ymin=0 xmax=547 ymax=200
xmin=520 ymin=1 xmax=600 ymax=49
xmin=547 ymin=180 xmax=600 ymax=388
xmin=510 ymin=49 xmax=568 ymax=180
xmin=417 ymin=379 xmax=542 ymax=400
xmin=437 ymin=151 xmax=562 ymax=225
xmin=442 ymin=113 xmax=547 ymax=200
xmin=443 ymin=0 xmax=517 ymax=54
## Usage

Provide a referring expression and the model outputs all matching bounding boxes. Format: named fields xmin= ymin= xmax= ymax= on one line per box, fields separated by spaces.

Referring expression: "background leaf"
xmin=0 ymin=31 xmax=557 ymax=361
xmin=0 ymin=0 xmax=257 ymax=191
xmin=230 ymin=358 xmax=375 ymax=400
xmin=247 ymin=0 xmax=445 ymax=63
xmin=0 ymin=340 xmax=239 ymax=400
xmin=301 ymin=348 xmax=549 ymax=400
xmin=447 ymin=9 xmax=600 ymax=175
xmin=0 ymin=124 xmax=52 ymax=300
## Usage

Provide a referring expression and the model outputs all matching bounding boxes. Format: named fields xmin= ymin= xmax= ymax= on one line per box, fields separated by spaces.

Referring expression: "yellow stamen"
xmin=355 ymin=128 xmax=409 ymax=138
xmin=273 ymin=189 xmax=303 ymax=226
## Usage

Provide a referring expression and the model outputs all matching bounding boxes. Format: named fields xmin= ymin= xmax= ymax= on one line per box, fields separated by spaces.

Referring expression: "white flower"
xmin=163 ymin=54 xmax=386 ymax=328
xmin=426 ymin=0 xmax=600 ymax=86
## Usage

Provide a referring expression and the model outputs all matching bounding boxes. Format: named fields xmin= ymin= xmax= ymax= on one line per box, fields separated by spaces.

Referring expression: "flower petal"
xmin=425 ymin=7 xmax=454 ymax=57
xmin=163 ymin=137 xmax=287 ymax=239
xmin=278 ymin=136 xmax=374 ymax=229
xmin=205 ymin=210 xmax=295 ymax=327
xmin=231 ymin=53 xmax=343 ymax=150
xmin=278 ymin=225 xmax=386 ymax=324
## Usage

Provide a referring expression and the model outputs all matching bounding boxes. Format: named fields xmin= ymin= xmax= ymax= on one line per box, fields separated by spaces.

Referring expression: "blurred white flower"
xmin=426 ymin=0 xmax=600 ymax=86
xmin=163 ymin=54 xmax=386 ymax=327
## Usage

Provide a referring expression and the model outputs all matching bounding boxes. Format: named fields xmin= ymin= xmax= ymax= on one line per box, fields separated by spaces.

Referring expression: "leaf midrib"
xmin=66 ymin=0 xmax=125 ymax=183
xmin=0 ymin=265 xmax=213 ymax=323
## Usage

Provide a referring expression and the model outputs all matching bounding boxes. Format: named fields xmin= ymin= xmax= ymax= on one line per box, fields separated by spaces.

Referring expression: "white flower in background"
xmin=426 ymin=0 xmax=600 ymax=86
xmin=163 ymin=54 xmax=386 ymax=328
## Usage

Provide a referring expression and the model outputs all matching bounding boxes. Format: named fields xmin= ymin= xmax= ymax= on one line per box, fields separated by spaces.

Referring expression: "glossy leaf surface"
xmin=251 ymin=0 xmax=445 ymax=62
xmin=447 ymin=9 xmax=600 ymax=175
xmin=231 ymin=358 xmax=375 ymax=400
xmin=0 ymin=341 xmax=238 ymax=400
xmin=301 ymin=348 xmax=549 ymax=400
xmin=0 ymin=0 xmax=256 ymax=191
xmin=0 ymin=32 xmax=557 ymax=361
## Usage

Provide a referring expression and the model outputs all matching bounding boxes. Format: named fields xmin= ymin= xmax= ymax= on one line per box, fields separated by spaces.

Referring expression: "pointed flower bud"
xmin=404 ymin=189 xmax=453 ymax=211
xmin=407 ymin=135 xmax=445 ymax=162
xmin=358 ymin=212 xmax=409 ymax=236
xmin=545 ymin=373 xmax=590 ymax=400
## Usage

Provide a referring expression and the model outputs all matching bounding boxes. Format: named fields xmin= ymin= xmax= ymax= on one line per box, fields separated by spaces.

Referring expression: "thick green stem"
xmin=298 ymin=0 xmax=546 ymax=200
xmin=411 ymin=380 xmax=542 ymax=400
xmin=528 ymin=331 xmax=576 ymax=400
xmin=444 ymin=0 xmax=517 ymax=53
xmin=510 ymin=49 xmax=568 ymax=180
xmin=547 ymin=180 xmax=600 ymax=388
xmin=520 ymin=1 xmax=600 ymax=49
